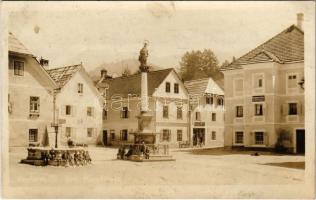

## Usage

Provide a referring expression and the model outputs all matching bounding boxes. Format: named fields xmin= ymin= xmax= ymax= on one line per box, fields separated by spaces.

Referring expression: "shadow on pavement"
xmin=261 ymin=162 xmax=305 ymax=170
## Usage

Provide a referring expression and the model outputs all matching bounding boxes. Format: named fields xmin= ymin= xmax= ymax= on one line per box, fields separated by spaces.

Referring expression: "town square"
xmin=1 ymin=1 xmax=315 ymax=199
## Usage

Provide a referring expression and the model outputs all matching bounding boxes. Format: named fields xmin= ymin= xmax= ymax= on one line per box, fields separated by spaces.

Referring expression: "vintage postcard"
xmin=0 ymin=1 xmax=315 ymax=199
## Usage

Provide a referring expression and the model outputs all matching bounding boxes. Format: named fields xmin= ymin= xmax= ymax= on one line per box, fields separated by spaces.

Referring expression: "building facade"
xmin=185 ymin=78 xmax=225 ymax=147
xmin=47 ymin=64 xmax=104 ymax=146
xmin=8 ymin=32 xmax=57 ymax=147
xmin=97 ymin=68 xmax=190 ymax=147
xmin=222 ymin=20 xmax=304 ymax=153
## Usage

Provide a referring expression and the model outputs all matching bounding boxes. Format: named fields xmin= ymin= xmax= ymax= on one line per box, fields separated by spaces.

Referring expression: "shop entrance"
xmin=296 ymin=129 xmax=305 ymax=154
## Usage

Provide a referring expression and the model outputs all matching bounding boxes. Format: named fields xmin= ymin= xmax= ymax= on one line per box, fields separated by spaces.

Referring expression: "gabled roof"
xmin=222 ymin=25 xmax=304 ymax=71
xmin=9 ymin=32 xmax=33 ymax=55
xmin=46 ymin=64 xmax=82 ymax=88
xmin=98 ymin=68 xmax=174 ymax=99
xmin=184 ymin=77 xmax=224 ymax=97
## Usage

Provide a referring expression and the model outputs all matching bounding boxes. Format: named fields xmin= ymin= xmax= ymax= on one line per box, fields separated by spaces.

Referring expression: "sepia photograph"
xmin=0 ymin=1 xmax=315 ymax=199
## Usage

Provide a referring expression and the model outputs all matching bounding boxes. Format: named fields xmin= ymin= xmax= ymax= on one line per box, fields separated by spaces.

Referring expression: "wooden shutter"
xmin=297 ymin=102 xmax=302 ymax=115
xmin=281 ymin=103 xmax=288 ymax=116
xmin=168 ymin=130 xmax=171 ymax=142
xmin=263 ymin=104 xmax=266 ymax=116
xmin=160 ymin=130 xmax=163 ymax=142
xmin=72 ymin=106 xmax=76 ymax=117
xmin=62 ymin=105 xmax=66 ymax=116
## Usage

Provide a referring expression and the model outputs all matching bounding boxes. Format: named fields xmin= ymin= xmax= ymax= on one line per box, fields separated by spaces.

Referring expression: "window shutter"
xmin=160 ymin=130 xmax=163 ymax=142
xmin=120 ymin=110 xmax=123 ymax=118
xmin=281 ymin=104 xmax=288 ymax=116
xmin=263 ymin=104 xmax=266 ymax=116
xmin=38 ymin=98 xmax=40 ymax=112
xmin=264 ymin=132 xmax=268 ymax=146
xmin=62 ymin=105 xmax=66 ymax=116
xmin=168 ymin=130 xmax=171 ymax=142
xmin=92 ymin=107 xmax=95 ymax=118
xmin=72 ymin=106 xmax=76 ymax=117
xmin=297 ymin=102 xmax=302 ymax=115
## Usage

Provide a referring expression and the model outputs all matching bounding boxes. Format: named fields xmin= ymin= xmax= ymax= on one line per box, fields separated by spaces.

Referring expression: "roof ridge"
xmin=47 ymin=63 xmax=82 ymax=71
xmin=105 ymin=68 xmax=174 ymax=81
xmin=184 ymin=77 xmax=210 ymax=83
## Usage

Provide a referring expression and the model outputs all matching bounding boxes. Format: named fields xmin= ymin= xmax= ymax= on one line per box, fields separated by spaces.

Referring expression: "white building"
xmin=97 ymin=68 xmax=190 ymax=147
xmin=8 ymin=32 xmax=57 ymax=147
xmin=185 ymin=78 xmax=225 ymax=147
xmin=46 ymin=64 xmax=104 ymax=146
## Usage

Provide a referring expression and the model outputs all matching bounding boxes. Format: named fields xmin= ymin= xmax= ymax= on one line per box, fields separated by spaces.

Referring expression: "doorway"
xmin=296 ymin=129 xmax=305 ymax=154
xmin=193 ymin=128 xmax=205 ymax=146
xmin=103 ymin=130 xmax=108 ymax=146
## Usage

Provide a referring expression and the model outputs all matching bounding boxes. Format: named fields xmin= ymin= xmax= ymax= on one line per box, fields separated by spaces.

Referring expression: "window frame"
xmin=162 ymin=129 xmax=171 ymax=142
xmin=236 ymin=105 xmax=243 ymax=118
xmin=13 ymin=60 xmax=24 ymax=76
xmin=121 ymin=106 xmax=129 ymax=119
xmin=288 ymin=102 xmax=298 ymax=115
xmin=29 ymin=96 xmax=40 ymax=114
xmin=78 ymin=83 xmax=83 ymax=94
xmin=195 ymin=111 xmax=201 ymax=121
xmin=29 ymin=129 xmax=38 ymax=142
xmin=174 ymin=83 xmax=179 ymax=94
xmin=165 ymin=82 xmax=171 ymax=93
xmin=177 ymin=130 xmax=183 ymax=141
xmin=212 ymin=113 xmax=216 ymax=121
xmin=65 ymin=105 xmax=72 ymax=115
xmin=87 ymin=128 xmax=94 ymax=137
xmin=177 ymin=106 xmax=183 ymax=119
xmin=163 ymin=105 xmax=169 ymax=118
xmin=235 ymin=131 xmax=244 ymax=144
xmin=120 ymin=129 xmax=128 ymax=141
xmin=254 ymin=103 xmax=263 ymax=116
xmin=254 ymin=131 xmax=264 ymax=145
xmin=211 ymin=131 xmax=216 ymax=140
xmin=87 ymin=106 xmax=94 ymax=117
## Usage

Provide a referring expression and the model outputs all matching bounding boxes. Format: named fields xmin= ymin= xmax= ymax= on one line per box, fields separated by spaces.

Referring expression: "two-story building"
xmin=221 ymin=14 xmax=305 ymax=153
xmin=97 ymin=68 xmax=190 ymax=147
xmin=8 ymin=32 xmax=57 ymax=147
xmin=46 ymin=64 xmax=104 ymax=146
xmin=184 ymin=78 xmax=225 ymax=147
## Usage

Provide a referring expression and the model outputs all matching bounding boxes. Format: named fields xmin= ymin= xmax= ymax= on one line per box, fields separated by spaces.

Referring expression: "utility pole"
xmin=52 ymin=89 xmax=60 ymax=148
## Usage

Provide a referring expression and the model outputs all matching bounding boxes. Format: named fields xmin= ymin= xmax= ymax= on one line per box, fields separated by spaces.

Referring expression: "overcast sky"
xmin=6 ymin=1 xmax=312 ymax=72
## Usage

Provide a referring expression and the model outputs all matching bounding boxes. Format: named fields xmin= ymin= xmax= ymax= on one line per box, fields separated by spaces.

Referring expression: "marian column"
xmin=139 ymin=42 xmax=149 ymax=112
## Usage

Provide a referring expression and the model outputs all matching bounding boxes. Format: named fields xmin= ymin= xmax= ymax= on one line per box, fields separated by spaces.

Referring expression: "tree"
xmin=220 ymin=59 xmax=230 ymax=68
xmin=122 ymin=67 xmax=132 ymax=77
xmin=179 ymin=49 xmax=223 ymax=81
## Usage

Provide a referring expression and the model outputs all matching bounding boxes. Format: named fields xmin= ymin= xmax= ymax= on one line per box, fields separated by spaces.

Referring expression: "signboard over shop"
xmin=252 ymin=95 xmax=265 ymax=102
xmin=194 ymin=122 xmax=205 ymax=126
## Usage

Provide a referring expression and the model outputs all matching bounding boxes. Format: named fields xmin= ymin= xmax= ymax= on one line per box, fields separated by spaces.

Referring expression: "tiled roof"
xmin=222 ymin=25 xmax=304 ymax=70
xmin=184 ymin=77 xmax=224 ymax=97
xmin=46 ymin=64 xmax=82 ymax=88
xmin=99 ymin=68 xmax=174 ymax=98
xmin=9 ymin=32 xmax=32 ymax=55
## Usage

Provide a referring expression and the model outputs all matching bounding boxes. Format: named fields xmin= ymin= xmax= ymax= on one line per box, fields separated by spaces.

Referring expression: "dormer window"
xmin=165 ymin=82 xmax=171 ymax=93
xmin=14 ymin=60 xmax=24 ymax=76
xmin=78 ymin=83 xmax=83 ymax=94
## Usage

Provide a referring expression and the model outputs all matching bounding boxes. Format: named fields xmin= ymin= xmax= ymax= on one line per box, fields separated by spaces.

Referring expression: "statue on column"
xmin=139 ymin=41 xmax=149 ymax=72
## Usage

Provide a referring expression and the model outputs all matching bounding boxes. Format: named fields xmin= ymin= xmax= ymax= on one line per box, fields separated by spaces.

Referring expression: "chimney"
xmin=40 ymin=57 xmax=49 ymax=69
xmin=297 ymin=13 xmax=304 ymax=30
xmin=101 ymin=69 xmax=108 ymax=79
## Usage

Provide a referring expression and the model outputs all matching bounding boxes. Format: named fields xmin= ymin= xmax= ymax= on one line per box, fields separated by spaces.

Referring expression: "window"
xmin=255 ymin=132 xmax=264 ymax=145
xmin=110 ymin=130 xmax=115 ymax=141
xmin=78 ymin=83 xmax=83 ymax=94
xmin=288 ymin=103 xmax=298 ymax=115
xmin=212 ymin=113 xmax=216 ymax=121
xmin=195 ymin=112 xmax=201 ymax=121
xmin=87 ymin=128 xmax=94 ymax=137
xmin=254 ymin=104 xmax=263 ymax=116
xmin=236 ymin=106 xmax=243 ymax=118
xmin=177 ymin=130 xmax=182 ymax=141
xmin=206 ymin=96 xmax=213 ymax=105
xmin=211 ymin=131 xmax=216 ymax=140
xmin=235 ymin=132 xmax=244 ymax=144
xmin=174 ymin=83 xmax=179 ymax=94
xmin=102 ymin=109 xmax=107 ymax=120
xmin=162 ymin=129 xmax=171 ymax=141
xmin=120 ymin=130 xmax=128 ymax=141
xmin=177 ymin=107 xmax=182 ymax=119
xmin=65 ymin=127 xmax=72 ymax=137
xmin=65 ymin=105 xmax=72 ymax=115
xmin=254 ymin=74 xmax=264 ymax=88
xmin=288 ymin=74 xmax=297 ymax=88
xmin=87 ymin=106 xmax=94 ymax=117
xmin=165 ymin=82 xmax=170 ymax=93
xmin=217 ymin=98 xmax=224 ymax=106
xmin=121 ymin=107 xmax=129 ymax=118
xmin=30 ymin=96 xmax=40 ymax=113
xmin=14 ymin=60 xmax=24 ymax=76
xmin=163 ymin=105 xmax=169 ymax=118
xmin=29 ymin=129 xmax=38 ymax=142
